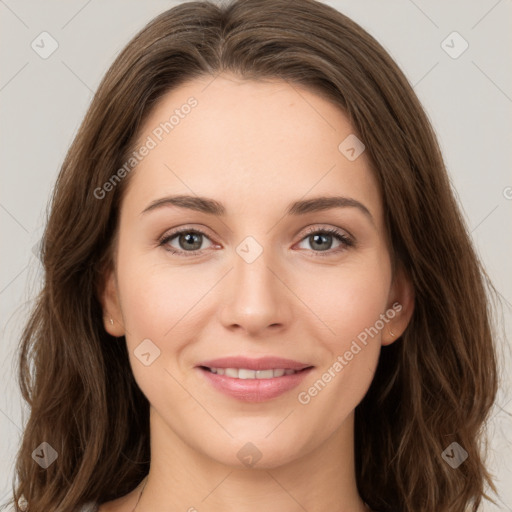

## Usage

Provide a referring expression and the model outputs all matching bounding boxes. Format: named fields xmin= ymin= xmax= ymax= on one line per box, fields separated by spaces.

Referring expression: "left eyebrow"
xmin=140 ymin=194 xmax=374 ymax=225
xmin=286 ymin=195 xmax=374 ymax=224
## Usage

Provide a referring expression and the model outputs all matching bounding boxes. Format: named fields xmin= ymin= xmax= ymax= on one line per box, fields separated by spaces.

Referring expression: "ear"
xmin=98 ymin=267 xmax=125 ymax=337
xmin=381 ymin=265 xmax=415 ymax=346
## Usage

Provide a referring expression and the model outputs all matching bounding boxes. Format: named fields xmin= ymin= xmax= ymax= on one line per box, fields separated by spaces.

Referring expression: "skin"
xmin=99 ymin=73 xmax=414 ymax=512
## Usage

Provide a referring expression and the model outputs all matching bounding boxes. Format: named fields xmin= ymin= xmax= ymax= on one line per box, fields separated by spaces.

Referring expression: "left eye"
xmin=295 ymin=228 xmax=353 ymax=255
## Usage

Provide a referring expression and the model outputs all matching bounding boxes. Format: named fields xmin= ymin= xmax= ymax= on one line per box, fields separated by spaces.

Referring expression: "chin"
xmin=199 ymin=433 xmax=311 ymax=470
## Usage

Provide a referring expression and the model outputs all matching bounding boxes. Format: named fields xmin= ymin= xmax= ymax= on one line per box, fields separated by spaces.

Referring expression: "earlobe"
xmin=98 ymin=269 xmax=125 ymax=337
xmin=382 ymin=266 xmax=415 ymax=346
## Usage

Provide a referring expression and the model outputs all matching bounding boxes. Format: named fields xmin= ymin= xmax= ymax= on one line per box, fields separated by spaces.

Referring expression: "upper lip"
xmin=197 ymin=356 xmax=313 ymax=371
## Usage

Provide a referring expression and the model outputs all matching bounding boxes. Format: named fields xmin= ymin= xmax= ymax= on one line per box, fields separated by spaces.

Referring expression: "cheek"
xmin=117 ymin=251 xmax=210 ymax=339
xmin=303 ymin=256 xmax=392 ymax=349
xmin=295 ymin=260 xmax=391 ymax=421
xmin=115 ymin=252 xmax=207 ymax=396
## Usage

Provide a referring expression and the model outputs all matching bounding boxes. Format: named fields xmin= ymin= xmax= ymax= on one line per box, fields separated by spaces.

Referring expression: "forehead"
xmin=122 ymin=74 xmax=382 ymax=223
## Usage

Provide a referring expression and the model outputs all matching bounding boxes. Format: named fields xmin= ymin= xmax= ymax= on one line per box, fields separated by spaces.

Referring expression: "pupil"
xmin=182 ymin=232 xmax=201 ymax=250
xmin=311 ymin=234 xmax=331 ymax=251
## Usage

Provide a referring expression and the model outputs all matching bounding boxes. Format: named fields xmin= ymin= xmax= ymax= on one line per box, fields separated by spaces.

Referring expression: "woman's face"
xmin=102 ymin=73 xmax=412 ymax=468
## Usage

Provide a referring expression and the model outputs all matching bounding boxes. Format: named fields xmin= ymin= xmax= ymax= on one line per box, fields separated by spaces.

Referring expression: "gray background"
xmin=1 ymin=0 xmax=511 ymax=510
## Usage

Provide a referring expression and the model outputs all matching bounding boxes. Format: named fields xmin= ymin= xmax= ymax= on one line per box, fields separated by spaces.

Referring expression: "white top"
xmin=77 ymin=502 xmax=99 ymax=512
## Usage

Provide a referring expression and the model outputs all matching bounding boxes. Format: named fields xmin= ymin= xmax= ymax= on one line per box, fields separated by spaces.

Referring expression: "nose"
xmin=218 ymin=247 xmax=292 ymax=337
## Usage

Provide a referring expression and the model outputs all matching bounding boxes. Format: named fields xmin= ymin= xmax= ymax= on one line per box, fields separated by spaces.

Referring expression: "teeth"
xmin=208 ymin=367 xmax=300 ymax=379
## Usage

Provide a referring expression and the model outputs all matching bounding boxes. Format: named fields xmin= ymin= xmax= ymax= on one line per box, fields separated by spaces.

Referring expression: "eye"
xmin=159 ymin=228 xmax=214 ymax=256
xmin=158 ymin=226 xmax=354 ymax=257
xmin=296 ymin=227 xmax=354 ymax=256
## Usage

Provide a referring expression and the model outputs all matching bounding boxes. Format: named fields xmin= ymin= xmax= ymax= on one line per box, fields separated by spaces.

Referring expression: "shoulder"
xmin=76 ymin=502 xmax=99 ymax=512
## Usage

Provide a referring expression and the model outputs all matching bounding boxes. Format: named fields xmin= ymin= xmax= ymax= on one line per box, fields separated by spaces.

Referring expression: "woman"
xmin=8 ymin=0 xmax=500 ymax=511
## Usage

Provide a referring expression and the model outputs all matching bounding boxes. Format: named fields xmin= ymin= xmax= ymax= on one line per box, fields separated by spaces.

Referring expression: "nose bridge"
xmin=218 ymin=234 xmax=290 ymax=333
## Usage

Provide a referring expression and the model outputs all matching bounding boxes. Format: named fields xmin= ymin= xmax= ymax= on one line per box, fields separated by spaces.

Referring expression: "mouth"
xmin=195 ymin=358 xmax=314 ymax=402
xmin=199 ymin=366 xmax=311 ymax=379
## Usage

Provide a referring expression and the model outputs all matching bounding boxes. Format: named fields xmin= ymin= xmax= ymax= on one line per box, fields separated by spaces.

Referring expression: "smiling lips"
xmin=207 ymin=367 xmax=299 ymax=378
xmin=196 ymin=356 xmax=314 ymax=402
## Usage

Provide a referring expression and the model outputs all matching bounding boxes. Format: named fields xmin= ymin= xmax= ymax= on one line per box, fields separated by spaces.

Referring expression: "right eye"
xmin=159 ymin=228 xmax=215 ymax=256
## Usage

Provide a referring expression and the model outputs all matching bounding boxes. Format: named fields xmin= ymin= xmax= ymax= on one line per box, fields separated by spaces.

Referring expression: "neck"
xmin=134 ymin=407 xmax=367 ymax=512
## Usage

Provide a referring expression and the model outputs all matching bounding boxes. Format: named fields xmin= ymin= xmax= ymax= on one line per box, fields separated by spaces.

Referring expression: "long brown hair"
xmin=6 ymin=1 xmax=501 ymax=511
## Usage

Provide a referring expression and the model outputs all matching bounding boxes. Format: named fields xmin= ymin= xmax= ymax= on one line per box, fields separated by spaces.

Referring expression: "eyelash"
xmin=158 ymin=226 xmax=354 ymax=258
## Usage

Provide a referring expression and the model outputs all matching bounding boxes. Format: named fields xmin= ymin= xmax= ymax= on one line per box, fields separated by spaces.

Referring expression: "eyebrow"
xmin=140 ymin=194 xmax=374 ymax=223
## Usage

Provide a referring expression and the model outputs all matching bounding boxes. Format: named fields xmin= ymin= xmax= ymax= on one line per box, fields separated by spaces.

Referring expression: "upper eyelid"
xmin=160 ymin=225 xmax=214 ymax=244
xmin=301 ymin=225 xmax=353 ymax=240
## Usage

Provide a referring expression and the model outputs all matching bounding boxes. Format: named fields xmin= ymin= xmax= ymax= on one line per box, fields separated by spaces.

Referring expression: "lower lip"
xmin=196 ymin=367 xmax=314 ymax=402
